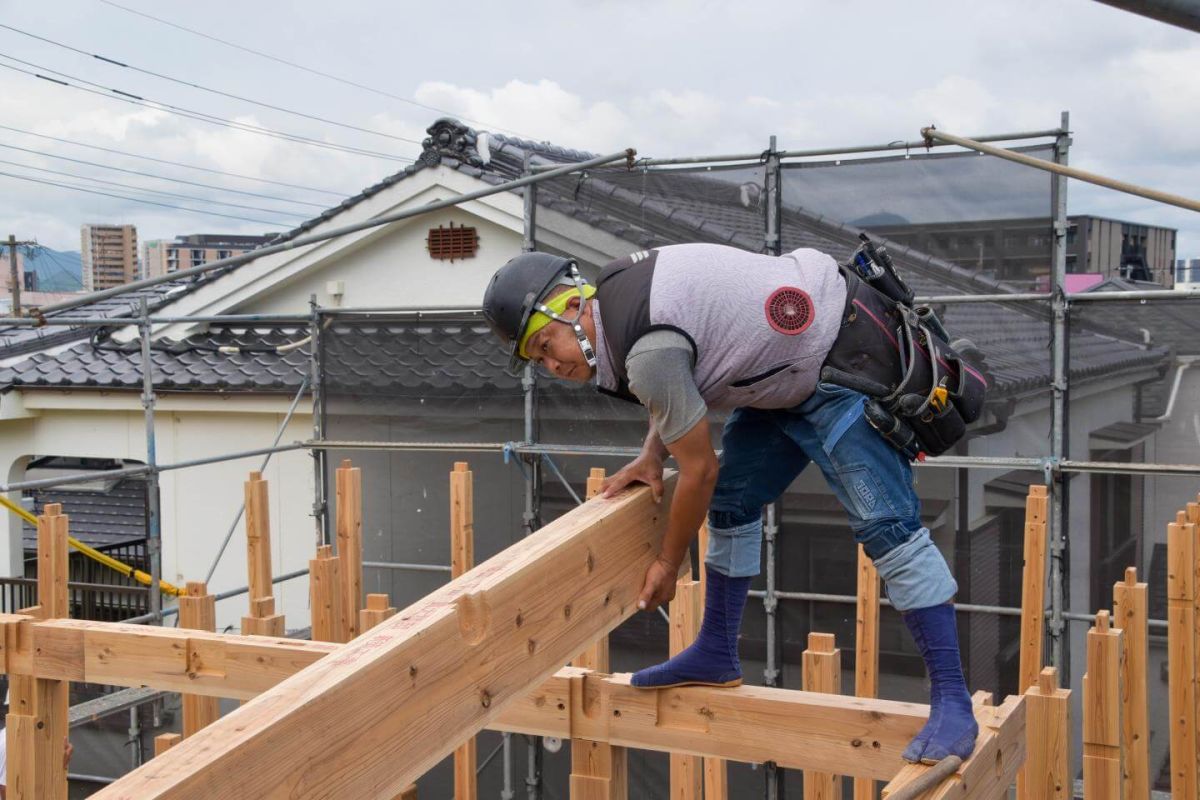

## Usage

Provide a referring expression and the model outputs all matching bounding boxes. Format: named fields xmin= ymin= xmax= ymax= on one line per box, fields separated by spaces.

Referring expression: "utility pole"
xmin=6 ymin=234 xmax=37 ymax=317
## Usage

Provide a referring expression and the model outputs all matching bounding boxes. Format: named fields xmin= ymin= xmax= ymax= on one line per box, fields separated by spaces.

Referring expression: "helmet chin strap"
xmin=532 ymin=264 xmax=597 ymax=369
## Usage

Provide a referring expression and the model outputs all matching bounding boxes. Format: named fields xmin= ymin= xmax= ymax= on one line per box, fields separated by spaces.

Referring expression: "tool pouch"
xmin=822 ymin=271 xmax=988 ymax=460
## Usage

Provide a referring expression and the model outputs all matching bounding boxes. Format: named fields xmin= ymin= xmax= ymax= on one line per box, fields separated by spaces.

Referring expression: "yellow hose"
xmin=0 ymin=493 xmax=183 ymax=597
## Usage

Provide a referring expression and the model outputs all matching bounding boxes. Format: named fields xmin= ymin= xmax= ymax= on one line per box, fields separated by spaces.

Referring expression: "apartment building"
xmin=80 ymin=224 xmax=138 ymax=291
xmin=142 ymin=233 xmax=278 ymax=279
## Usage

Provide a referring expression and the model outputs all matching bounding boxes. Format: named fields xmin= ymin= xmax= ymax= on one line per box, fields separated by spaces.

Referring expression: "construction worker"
xmin=481 ymin=243 xmax=978 ymax=765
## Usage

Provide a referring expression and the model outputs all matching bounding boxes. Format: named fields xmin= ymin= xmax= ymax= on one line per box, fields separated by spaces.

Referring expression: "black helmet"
xmin=483 ymin=251 xmax=582 ymax=374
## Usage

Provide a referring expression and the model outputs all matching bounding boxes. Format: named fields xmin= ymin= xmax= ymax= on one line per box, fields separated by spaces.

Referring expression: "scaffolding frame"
xmin=0 ymin=114 xmax=1196 ymax=797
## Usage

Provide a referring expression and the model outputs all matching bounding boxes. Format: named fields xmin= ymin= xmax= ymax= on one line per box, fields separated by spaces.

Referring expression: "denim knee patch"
xmin=871 ymin=527 xmax=957 ymax=611
xmin=704 ymin=518 xmax=763 ymax=578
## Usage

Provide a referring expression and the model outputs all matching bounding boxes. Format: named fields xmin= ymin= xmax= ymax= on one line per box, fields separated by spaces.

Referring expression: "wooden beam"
xmin=1168 ymin=511 xmax=1197 ymax=799
xmin=450 ymin=462 xmax=478 ymax=800
xmin=178 ymin=581 xmax=221 ymax=737
xmin=803 ymin=633 xmax=842 ymax=799
xmin=854 ymin=545 xmax=880 ymax=800
xmin=1022 ymin=667 xmax=1071 ymax=800
xmin=882 ymin=694 xmax=1026 ymax=800
xmin=1113 ymin=567 xmax=1149 ymax=800
xmin=309 ymin=545 xmax=347 ymax=643
xmin=669 ymin=579 xmax=703 ymax=800
xmin=1016 ymin=484 xmax=1047 ymax=800
xmin=336 ymin=459 xmax=363 ymax=639
xmin=12 ymin=616 xmax=956 ymax=783
xmin=1082 ymin=611 xmax=1123 ymax=800
xmin=499 ymin=670 xmax=931 ymax=780
xmin=155 ymin=733 xmax=182 ymax=757
xmin=570 ymin=467 xmax=627 ymax=800
xmin=91 ymin=473 xmax=677 ymax=799
xmin=360 ymin=594 xmax=397 ymax=634
xmin=26 ymin=618 xmax=338 ymax=699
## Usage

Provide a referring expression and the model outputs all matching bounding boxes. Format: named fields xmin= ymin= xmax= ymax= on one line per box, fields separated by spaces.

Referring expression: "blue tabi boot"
xmin=631 ymin=569 xmax=750 ymax=689
xmin=901 ymin=603 xmax=979 ymax=764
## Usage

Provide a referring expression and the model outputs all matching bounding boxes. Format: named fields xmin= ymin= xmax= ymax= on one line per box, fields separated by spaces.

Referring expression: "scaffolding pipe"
xmin=30 ymin=148 xmax=635 ymax=318
xmin=0 ymin=442 xmax=307 ymax=493
xmin=529 ymin=127 xmax=1064 ymax=170
xmin=309 ymin=294 xmax=329 ymax=548
xmin=362 ymin=561 xmax=452 ymax=573
xmin=1092 ymin=0 xmax=1200 ymax=33
xmin=121 ymin=567 xmax=309 ymax=624
xmin=139 ymin=300 xmax=162 ymax=625
xmin=922 ymin=125 xmax=1200 ymax=214
xmin=1048 ymin=113 xmax=1071 ymax=675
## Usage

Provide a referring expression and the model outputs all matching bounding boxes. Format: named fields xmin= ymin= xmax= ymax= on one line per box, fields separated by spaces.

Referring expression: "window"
xmin=426 ymin=223 xmax=479 ymax=262
xmin=1090 ymin=444 xmax=1144 ymax=611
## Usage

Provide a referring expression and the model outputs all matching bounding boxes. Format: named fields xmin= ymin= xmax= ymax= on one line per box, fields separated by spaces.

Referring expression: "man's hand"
xmin=638 ymin=556 xmax=679 ymax=613
xmin=601 ymin=452 xmax=665 ymax=503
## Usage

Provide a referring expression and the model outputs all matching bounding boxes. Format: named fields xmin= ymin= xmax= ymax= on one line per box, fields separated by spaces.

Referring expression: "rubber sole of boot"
xmin=629 ymin=677 xmax=743 ymax=690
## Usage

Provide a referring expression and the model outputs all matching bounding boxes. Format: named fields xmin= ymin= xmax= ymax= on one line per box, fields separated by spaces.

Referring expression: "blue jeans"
xmin=705 ymin=382 xmax=957 ymax=612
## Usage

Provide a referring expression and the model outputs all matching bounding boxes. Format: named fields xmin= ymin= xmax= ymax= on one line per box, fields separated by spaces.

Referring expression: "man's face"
xmin=525 ymin=295 xmax=595 ymax=383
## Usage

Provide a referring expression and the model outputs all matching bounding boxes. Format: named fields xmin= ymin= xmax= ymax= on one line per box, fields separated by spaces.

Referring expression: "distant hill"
xmin=849 ymin=211 xmax=911 ymax=228
xmin=25 ymin=248 xmax=83 ymax=292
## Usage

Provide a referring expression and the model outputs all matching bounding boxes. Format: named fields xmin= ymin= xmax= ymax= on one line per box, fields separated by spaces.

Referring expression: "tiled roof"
xmin=21 ymin=478 xmax=147 ymax=551
xmin=0 ymin=327 xmax=310 ymax=393
xmin=0 ymin=118 xmax=1172 ymax=399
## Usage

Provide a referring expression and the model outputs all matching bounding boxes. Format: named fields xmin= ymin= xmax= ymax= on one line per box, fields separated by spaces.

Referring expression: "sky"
xmin=0 ymin=0 xmax=1196 ymax=266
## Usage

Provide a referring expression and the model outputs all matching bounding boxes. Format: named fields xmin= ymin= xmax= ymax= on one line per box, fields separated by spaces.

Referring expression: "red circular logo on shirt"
xmin=764 ymin=287 xmax=813 ymax=335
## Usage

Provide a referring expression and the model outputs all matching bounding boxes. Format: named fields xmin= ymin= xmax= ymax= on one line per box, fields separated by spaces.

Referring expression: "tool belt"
xmin=820 ymin=240 xmax=988 ymax=460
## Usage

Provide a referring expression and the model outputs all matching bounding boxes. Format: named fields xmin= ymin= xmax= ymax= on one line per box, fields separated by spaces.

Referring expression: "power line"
xmin=0 ymin=23 xmax=428 ymax=147
xmin=96 ymin=0 xmax=532 ymax=139
xmin=0 ymin=55 xmax=416 ymax=163
xmin=0 ymin=170 xmax=291 ymax=227
xmin=0 ymin=158 xmax=309 ymax=218
xmin=0 ymin=123 xmax=351 ymax=197
xmin=0 ymin=140 xmax=332 ymax=208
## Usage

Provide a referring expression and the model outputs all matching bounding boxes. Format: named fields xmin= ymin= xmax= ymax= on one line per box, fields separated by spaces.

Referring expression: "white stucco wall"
xmin=1 ymin=391 xmax=314 ymax=631
xmin=244 ymin=206 xmax=523 ymax=314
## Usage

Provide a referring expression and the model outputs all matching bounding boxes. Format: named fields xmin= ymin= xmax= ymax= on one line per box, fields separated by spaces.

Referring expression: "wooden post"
xmin=360 ymin=593 xmax=397 ymax=634
xmin=155 ymin=734 xmax=183 ymax=757
xmin=802 ymin=633 xmax=842 ymax=800
xmin=1189 ymin=499 xmax=1200 ymax=783
xmin=7 ymin=504 xmax=70 ymax=799
xmin=450 ymin=462 xmax=477 ymax=800
xmin=1168 ymin=510 xmax=1198 ymax=799
xmin=854 ymin=545 xmax=879 ymax=800
xmin=1016 ymin=483 xmax=1048 ymax=799
xmin=178 ymin=582 xmax=220 ymax=736
xmin=570 ymin=467 xmax=628 ymax=800
xmin=1023 ymin=667 xmax=1071 ymax=800
xmin=1082 ymin=610 xmax=1124 ymax=800
xmin=336 ymin=459 xmax=363 ymax=640
xmin=1113 ymin=567 xmax=1149 ymax=800
xmin=396 ymin=786 xmax=418 ymax=800
xmin=242 ymin=472 xmax=284 ymax=637
xmin=668 ymin=578 xmax=704 ymax=799
xmin=309 ymin=545 xmax=347 ymax=643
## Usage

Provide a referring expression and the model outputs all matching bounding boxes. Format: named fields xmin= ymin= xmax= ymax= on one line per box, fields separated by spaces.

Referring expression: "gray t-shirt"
xmin=625 ymin=330 xmax=708 ymax=444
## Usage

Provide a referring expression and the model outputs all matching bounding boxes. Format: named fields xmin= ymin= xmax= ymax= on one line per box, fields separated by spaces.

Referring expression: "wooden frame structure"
xmin=41 ymin=465 xmax=1200 ymax=798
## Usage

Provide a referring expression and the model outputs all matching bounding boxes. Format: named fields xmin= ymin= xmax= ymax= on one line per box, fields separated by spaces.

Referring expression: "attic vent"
xmin=426 ymin=223 xmax=479 ymax=262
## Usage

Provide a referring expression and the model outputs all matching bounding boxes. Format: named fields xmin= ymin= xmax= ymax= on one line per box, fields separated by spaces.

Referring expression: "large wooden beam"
xmin=498 ymin=670 xmax=932 ymax=781
xmin=91 ymin=474 xmax=676 ymax=799
xmin=25 ymin=618 xmax=338 ymax=699
xmin=11 ymin=617 xmax=943 ymax=780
